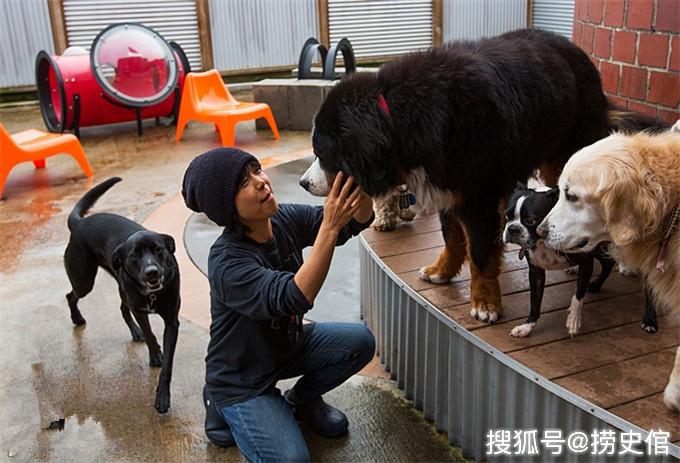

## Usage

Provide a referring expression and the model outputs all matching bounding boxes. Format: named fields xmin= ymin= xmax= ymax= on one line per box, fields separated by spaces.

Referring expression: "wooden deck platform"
xmin=361 ymin=214 xmax=680 ymax=445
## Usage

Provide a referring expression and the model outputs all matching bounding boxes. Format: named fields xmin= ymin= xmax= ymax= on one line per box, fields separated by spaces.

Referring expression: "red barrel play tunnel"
xmin=35 ymin=23 xmax=190 ymax=135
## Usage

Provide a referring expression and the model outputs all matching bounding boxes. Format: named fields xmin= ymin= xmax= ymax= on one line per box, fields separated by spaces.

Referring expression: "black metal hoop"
xmin=298 ymin=37 xmax=328 ymax=80
xmin=322 ymin=38 xmax=356 ymax=80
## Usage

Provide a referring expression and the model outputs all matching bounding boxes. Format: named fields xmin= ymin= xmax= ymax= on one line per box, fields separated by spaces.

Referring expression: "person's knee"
xmin=353 ymin=325 xmax=376 ymax=366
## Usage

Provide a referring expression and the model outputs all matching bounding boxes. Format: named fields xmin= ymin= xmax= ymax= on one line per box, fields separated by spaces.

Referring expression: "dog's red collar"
xmin=377 ymin=94 xmax=391 ymax=116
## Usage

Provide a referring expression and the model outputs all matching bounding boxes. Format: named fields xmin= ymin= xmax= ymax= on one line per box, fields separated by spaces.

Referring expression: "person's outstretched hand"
xmin=321 ymin=172 xmax=363 ymax=234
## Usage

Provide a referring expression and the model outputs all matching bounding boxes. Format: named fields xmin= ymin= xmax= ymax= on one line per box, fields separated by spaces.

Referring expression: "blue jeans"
xmin=219 ymin=322 xmax=375 ymax=463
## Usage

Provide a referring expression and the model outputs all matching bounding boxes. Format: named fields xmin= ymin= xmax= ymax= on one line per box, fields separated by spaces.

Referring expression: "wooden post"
xmin=196 ymin=0 xmax=214 ymax=71
xmin=527 ymin=0 xmax=534 ymax=27
xmin=317 ymin=0 xmax=330 ymax=48
xmin=432 ymin=0 xmax=443 ymax=46
xmin=47 ymin=0 xmax=68 ymax=54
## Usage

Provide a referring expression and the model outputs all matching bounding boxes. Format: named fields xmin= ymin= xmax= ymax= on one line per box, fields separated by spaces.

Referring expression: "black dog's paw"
xmin=71 ymin=313 xmax=87 ymax=326
xmin=150 ymin=351 xmax=164 ymax=367
xmin=587 ymin=282 xmax=603 ymax=293
xmin=641 ymin=320 xmax=658 ymax=334
xmin=154 ymin=389 xmax=170 ymax=414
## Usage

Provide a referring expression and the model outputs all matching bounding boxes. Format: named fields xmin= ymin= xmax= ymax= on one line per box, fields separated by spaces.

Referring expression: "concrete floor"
xmin=0 ymin=104 xmax=464 ymax=462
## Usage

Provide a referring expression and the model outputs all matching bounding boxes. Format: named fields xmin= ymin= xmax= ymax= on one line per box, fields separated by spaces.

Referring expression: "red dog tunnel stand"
xmin=35 ymin=23 xmax=191 ymax=137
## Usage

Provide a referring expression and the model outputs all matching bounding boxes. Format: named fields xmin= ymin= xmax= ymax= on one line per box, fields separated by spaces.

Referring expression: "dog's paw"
xmin=663 ymin=380 xmax=680 ymax=413
xmin=71 ymin=314 xmax=87 ymax=326
xmin=641 ymin=320 xmax=658 ymax=334
xmin=565 ymin=296 xmax=583 ymax=337
xmin=510 ymin=323 xmax=535 ymax=338
xmin=398 ymin=208 xmax=416 ymax=222
xmin=418 ymin=266 xmax=452 ymax=284
xmin=563 ymin=266 xmax=578 ymax=275
xmin=617 ymin=263 xmax=639 ymax=278
xmin=372 ymin=215 xmax=397 ymax=232
xmin=587 ymin=281 xmax=603 ymax=293
xmin=154 ymin=389 xmax=170 ymax=414
xmin=470 ymin=304 xmax=499 ymax=324
xmin=150 ymin=351 xmax=164 ymax=368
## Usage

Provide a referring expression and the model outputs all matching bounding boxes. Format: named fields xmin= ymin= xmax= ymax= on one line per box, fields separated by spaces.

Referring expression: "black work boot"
xmin=203 ymin=385 xmax=235 ymax=447
xmin=284 ymin=389 xmax=348 ymax=438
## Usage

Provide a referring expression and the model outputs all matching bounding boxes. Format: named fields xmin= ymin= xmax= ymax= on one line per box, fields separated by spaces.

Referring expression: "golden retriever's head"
xmin=538 ymin=133 xmax=664 ymax=252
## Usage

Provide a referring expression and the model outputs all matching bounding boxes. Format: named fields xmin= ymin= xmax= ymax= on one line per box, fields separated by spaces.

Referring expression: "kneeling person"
xmin=182 ymin=148 xmax=376 ymax=462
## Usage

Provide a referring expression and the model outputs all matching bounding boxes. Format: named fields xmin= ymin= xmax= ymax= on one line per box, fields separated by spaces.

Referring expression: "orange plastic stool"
xmin=175 ymin=70 xmax=280 ymax=147
xmin=0 ymin=123 xmax=94 ymax=198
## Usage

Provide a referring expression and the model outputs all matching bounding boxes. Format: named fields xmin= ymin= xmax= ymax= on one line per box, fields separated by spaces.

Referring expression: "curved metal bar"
xmin=297 ymin=37 xmax=328 ymax=80
xmin=35 ymin=50 xmax=66 ymax=133
xmin=322 ymin=37 xmax=356 ymax=80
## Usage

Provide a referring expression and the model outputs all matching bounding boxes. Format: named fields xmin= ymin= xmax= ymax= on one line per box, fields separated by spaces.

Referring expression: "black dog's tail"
xmin=607 ymin=102 xmax=669 ymax=134
xmin=68 ymin=177 xmax=122 ymax=231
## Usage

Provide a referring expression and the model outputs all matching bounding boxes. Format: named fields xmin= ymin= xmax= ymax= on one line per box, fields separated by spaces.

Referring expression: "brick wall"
xmin=572 ymin=0 xmax=679 ymax=125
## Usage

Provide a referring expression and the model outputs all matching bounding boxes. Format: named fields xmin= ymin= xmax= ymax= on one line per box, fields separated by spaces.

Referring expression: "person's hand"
xmin=321 ymin=172 xmax=364 ymax=233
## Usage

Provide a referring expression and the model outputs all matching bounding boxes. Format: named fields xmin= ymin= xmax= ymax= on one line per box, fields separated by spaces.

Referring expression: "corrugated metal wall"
xmin=0 ymin=0 xmax=54 ymax=88
xmin=532 ymin=0 xmax=575 ymax=39
xmin=359 ymin=238 xmax=680 ymax=461
xmin=62 ymin=0 xmax=202 ymax=70
xmin=209 ymin=0 xmax=317 ymax=72
xmin=328 ymin=0 xmax=432 ymax=58
xmin=442 ymin=0 xmax=527 ymax=42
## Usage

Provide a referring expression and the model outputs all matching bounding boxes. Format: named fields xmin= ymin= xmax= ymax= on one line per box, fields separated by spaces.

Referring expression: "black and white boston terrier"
xmin=503 ymin=183 xmax=616 ymax=338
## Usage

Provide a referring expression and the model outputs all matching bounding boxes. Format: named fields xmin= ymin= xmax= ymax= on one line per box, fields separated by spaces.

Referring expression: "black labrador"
xmin=64 ymin=177 xmax=180 ymax=413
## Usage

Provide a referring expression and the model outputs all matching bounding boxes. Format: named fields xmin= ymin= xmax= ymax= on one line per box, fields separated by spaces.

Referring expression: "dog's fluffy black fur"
xmin=64 ymin=177 xmax=180 ymax=413
xmin=311 ymin=28 xmax=662 ymax=319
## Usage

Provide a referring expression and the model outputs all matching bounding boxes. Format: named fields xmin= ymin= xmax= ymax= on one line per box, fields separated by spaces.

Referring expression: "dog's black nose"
xmin=506 ymin=224 xmax=521 ymax=236
xmin=299 ymin=179 xmax=310 ymax=190
xmin=144 ymin=266 xmax=160 ymax=279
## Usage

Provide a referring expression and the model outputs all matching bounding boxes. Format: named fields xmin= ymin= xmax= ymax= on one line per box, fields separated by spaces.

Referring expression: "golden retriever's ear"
xmin=595 ymin=152 xmax=663 ymax=246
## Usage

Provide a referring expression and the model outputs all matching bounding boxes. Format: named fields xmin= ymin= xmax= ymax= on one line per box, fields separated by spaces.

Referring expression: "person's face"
xmin=234 ymin=163 xmax=278 ymax=222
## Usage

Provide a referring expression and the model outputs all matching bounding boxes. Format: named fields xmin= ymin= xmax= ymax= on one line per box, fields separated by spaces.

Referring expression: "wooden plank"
xmin=317 ymin=0 xmax=329 ymax=48
xmin=47 ymin=0 xmax=68 ymax=54
xmin=474 ymin=293 xmax=647 ymax=352
xmin=361 ymin=214 xmax=441 ymax=243
xmin=509 ymin=322 xmax=680 ymax=380
xmin=419 ymin=266 xmax=576 ymax=309
xmin=195 ymin=0 xmax=214 ymax=71
xmin=382 ymin=246 xmax=443 ymax=273
xmin=432 ymin=0 xmax=443 ymax=46
xmin=555 ymin=348 xmax=677 ymax=409
xmin=371 ymin=230 xmax=444 ymax=258
xmin=610 ymin=393 xmax=680 ymax=441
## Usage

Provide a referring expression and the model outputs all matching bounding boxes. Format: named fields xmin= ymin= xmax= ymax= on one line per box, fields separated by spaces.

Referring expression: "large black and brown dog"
xmin=64 ymin=177 xmax=180 ymax=413
xmin=301 ymin=28 xmax=662 ymax=323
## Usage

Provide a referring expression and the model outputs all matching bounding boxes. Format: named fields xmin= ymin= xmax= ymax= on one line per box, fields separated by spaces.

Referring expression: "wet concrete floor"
xmin=0 ymin=104 xmax=464 ymax=462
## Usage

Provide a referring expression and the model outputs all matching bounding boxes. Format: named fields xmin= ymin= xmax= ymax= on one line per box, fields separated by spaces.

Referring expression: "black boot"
xmin=203 ymin=385 xmax=235 ymax=447
xmin=284 ymin=390 xmax=348 ymax=438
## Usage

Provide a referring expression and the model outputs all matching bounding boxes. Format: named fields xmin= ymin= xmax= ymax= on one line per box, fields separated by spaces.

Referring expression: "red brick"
xmin=594 ymin=27 xmax=612 ymax=58
xmin=581 ymin=24 xmax=595 ymax=53
xmin=608 ymin=95 xmax=629 ymax=109
xmin=655 ymin=0 xmax=680 ymax=33
xmin=657 ymin=109 xmax=680 ymax=125
xmin=604 ymin=0 xmax=625 ymax=27
xmin=620 ymin=65 xmax=647 ymax=99
xmin=600 ymin=61 xmax=620 ymax=93
xmin=572 ymin=21 xmax=583 ymax=45
xmin=671 ymin=37 xmax=680 ymax=71
xmin=589 ymin=0 xmax=604 ymax=23
xmin=626 ymin=0 xmax=654 ymax=30
xmin=648 ymin=71 xmax=680 ymax=107
xmin=638 ymin=34 xmax=669 ymax=68
xmin=577 ymin=0 xmax=589 ymax=21
xmin=628 ymin=101 xmax=657 ymax=118
xmin=612 ymin=31 xmax=637 ymax=63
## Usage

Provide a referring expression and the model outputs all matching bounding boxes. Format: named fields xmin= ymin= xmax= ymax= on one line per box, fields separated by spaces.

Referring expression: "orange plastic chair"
xmin=175 ymin=70 xmax=280 ymax=147
xmin=0 ymin=123 xmax=93 ymax=198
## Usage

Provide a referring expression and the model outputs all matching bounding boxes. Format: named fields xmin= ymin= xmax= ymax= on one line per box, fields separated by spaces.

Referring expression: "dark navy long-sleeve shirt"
xmin=205 ymin=203 xmax=373 ymax=408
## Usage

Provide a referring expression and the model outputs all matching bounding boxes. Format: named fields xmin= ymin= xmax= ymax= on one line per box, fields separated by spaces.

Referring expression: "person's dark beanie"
xmin=182 ymin=148 xmax=260 ymax=227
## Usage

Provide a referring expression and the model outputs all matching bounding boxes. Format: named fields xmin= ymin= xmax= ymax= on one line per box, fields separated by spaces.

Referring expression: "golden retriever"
xmin=538 ymin=123 xmax=680 ymax=412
